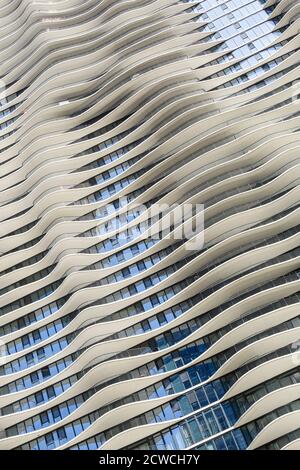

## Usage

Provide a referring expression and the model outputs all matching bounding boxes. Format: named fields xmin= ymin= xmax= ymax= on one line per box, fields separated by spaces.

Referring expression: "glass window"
xmin=40 ymin=412 xmax=49 ymax=425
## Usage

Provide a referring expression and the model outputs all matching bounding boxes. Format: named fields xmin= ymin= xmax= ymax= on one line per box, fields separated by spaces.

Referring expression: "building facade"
xmin=0 ymin=0 xmax=299 ymax=451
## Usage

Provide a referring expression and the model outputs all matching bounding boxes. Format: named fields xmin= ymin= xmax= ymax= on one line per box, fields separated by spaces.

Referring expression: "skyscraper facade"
xmin=0 ymin=0 xmax=299 ymax=451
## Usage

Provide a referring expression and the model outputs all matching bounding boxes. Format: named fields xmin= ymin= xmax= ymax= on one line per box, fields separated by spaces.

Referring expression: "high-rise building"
xmin=0 ymin=0 xmax=299 ymax=451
